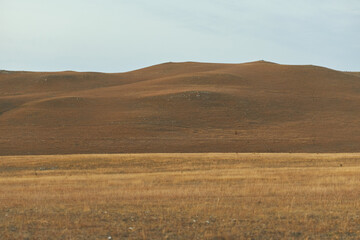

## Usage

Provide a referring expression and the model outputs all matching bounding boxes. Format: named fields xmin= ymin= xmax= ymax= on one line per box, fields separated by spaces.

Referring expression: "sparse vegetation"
xmin=1 ymin=153 xmax=359 ymax=239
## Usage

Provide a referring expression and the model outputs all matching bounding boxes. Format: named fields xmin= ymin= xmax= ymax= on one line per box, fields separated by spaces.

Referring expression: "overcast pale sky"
xmin=1 ymin=0 xmax=359 ymax=72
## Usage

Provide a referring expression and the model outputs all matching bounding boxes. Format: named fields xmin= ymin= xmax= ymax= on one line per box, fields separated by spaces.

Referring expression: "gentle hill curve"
xmin=1 ymin=61 xmax=360 ymax=155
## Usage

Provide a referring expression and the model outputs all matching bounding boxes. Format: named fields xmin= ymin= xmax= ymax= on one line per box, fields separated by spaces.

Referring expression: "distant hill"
xmin=344 ymin=72 xmax=360 ymax=78
xmin=1 ymin=61 xmax=360 ymax=155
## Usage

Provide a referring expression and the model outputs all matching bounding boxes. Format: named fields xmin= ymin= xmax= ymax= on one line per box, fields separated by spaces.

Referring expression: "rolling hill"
xmin=1 ymin=61 xmax=360 ymax=155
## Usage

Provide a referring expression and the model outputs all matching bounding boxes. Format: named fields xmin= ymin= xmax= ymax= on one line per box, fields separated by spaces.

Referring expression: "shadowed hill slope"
xmin=1 ymin=61 xmax=360 ymax=155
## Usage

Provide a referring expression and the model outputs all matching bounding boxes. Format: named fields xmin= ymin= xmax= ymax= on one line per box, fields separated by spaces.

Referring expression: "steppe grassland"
xmin=1 ymin=153 xmax=360 ymax=239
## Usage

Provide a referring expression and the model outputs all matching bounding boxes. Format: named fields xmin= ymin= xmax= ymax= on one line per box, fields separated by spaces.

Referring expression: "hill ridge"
xmin=1 ymin=61 xmax=360 ymax=155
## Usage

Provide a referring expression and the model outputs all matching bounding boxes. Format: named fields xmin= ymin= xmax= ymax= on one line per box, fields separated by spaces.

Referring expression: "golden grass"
xmin=1 ymin=153 xmax=360 ymax=239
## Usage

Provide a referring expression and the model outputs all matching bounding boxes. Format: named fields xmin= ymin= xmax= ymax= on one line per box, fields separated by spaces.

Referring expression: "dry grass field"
xmin=1 ymin=153 xmax=360 ymax=239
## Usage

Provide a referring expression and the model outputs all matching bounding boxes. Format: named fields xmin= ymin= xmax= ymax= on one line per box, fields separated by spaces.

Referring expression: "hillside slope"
xmin=1 ymin=61 xmax=360 ymax=155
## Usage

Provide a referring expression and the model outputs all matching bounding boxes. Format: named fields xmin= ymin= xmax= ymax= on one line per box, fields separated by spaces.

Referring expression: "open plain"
xmin=1 ymin=62 xmax=360 ymax=239
xmin=1 ymin=153 xmax=360 ymax=239
xmin=2 ymin=0 xmax=360 ymax=239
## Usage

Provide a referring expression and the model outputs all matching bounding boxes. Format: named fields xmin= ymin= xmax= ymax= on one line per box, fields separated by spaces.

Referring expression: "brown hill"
xmin=1 ymin=61 xmax=360 ymax=155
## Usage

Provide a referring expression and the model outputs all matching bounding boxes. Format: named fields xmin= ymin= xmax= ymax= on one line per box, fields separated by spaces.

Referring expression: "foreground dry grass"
xmin=0 ymin=153 xmax=360 ymax=239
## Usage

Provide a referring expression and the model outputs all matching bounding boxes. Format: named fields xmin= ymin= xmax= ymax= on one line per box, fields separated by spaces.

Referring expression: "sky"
xmin=1 ymin=0 xmax=359 ymax=72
